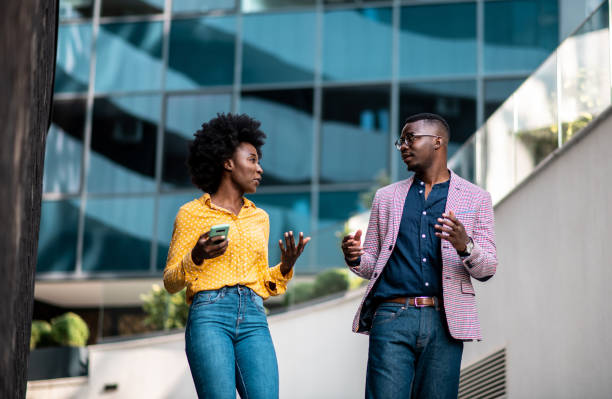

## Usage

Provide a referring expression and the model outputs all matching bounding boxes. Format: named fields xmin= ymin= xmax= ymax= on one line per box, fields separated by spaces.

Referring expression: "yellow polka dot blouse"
xmin=163 ymin=193 xmax=293 ymax=304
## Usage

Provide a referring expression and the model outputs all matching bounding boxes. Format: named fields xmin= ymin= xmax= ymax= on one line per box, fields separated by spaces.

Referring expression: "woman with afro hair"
xmin=163 ymin=113 xmax=310 ymax=399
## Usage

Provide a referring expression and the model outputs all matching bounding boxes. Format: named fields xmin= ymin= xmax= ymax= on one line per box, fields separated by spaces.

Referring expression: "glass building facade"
xmin=41 ymin=0 xmax=563 ymax=278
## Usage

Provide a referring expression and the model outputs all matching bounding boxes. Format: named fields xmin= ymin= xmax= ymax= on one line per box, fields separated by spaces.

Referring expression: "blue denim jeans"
xmin=185 ymin=285 xmax=278 ymax=399
xmin=366 ymin=303 xmax=463 ymax=399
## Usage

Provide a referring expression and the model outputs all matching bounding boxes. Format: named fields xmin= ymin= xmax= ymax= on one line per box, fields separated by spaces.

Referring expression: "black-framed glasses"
xmin=394 ymin=134 xmax=443 ymax=150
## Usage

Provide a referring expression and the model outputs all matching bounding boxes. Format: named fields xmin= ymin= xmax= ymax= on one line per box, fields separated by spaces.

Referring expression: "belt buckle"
xmin=413 ymin=296 xmax=429 ymax=308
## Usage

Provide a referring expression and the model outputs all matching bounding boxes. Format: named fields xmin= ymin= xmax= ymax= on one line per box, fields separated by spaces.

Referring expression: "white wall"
xmin=462 ymin=108 xmax=612 ymax=398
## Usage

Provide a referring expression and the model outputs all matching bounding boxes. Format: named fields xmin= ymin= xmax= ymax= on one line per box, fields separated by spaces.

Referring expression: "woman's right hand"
xmin=191 ymin=231 xmax=228 ymax=266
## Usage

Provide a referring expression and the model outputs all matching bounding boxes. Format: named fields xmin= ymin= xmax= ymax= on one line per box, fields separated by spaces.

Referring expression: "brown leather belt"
xmin=383 ymin=296 xmax=438 ymax=307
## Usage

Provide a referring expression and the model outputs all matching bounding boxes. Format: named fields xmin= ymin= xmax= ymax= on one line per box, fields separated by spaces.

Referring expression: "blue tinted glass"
xmin=55 ymin=24 xmax=92 ymax=93
xmin=59 ymin=0 xmax=93 ymax=20
xmin=484 ymin=0 xmax=559 ymax=74
xmin=321 ymin=86 xmax=390 ymax=183
xmin=83 ymin=197 xmax=154 ymax=272
xmin=89 ymin=95 xmax=161 ymax=194
xmin=167 ymin=17 xmax=236 ymax=89
xmin=323 ymin=8 xmax=392 ymax=82
xmin=156 ymin=192 xmax=202 ymax=270
xmin=242 ymin=12 xmax=316 ymax=84
xmin=95 ymin=22 xmax=163 ymax=92
xmin=173 ymin=0 xmax=236 ymax=14
xmin=247 ymin=193 xmax=312 ymax=271
xmin=37 ymin=199 xmax=80 ymax=273
xmin=316 ymin=191 xmax=365 ymax=269
xmin=44 ymin=98 xmax=86 ymax=194
xmin=163 ymin=93 xmax=232 ymax=189
xmin=242 ymin=0 xmax=315 ymax=13
xmin=485 ymin=78 xmax=526 ymax=119
xmin=101 ymin=0 xmax=165 ymax=17
xmin=400 ymin=3 xmax=476 ymax=78
xmin=240 ymin=89 xmax=314 ymax=186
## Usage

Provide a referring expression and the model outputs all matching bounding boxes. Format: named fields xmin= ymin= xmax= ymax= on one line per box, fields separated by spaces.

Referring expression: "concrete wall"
xmin=462 ymin=108 xmax=612 ymax=398
xmin=28 ymin=289 xmax=368 ymax=399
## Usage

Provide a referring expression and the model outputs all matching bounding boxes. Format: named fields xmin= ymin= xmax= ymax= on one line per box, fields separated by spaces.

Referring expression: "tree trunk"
xmin=0 ymin=1 xmax=58 ymax=397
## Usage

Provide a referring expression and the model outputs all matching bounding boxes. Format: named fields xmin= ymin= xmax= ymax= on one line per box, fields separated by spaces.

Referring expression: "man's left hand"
xmin=434 ymin=211 xmax=469 ymax=252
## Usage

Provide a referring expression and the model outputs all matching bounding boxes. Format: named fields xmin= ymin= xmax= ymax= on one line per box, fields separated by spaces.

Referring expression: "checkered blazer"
xmin=349 ymin=170 xmax=497 ymax=341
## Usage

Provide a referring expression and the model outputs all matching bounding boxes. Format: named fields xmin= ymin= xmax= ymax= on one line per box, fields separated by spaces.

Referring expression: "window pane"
xmin=400 ymin=3 xmax=476 ymax=78
xmin=316 ymin=191 xmax=365 ymax=270
xmin=167 ymin=17 xmax=236 ymax=89
xmin=173 ymin=0 xmax=236 ymax=14
xmin=247 ymin=193 xmax=312 ymax=271
xmin=399 ymin=80 xmax=477 ymax=156
xmin=484 ymin=98 xmax=516 ymax=203
xmin=156 ymin=192 xmax=202 ymax=270
xmin=240 ymin=89 xmax=314 ymax=186
xmin=89 ymin=95 xmax=161 ymax=194
xmin=44 ymin=98 xmax=86 ymax=194
xmin=83 ymin=197 xmax=154 ymax=272
xmin=242 ymin=12 xmax=316 ymax=84
xmin=484 ymin=0 xmax=559 ymax=74
xmin=101 ymin=0 xmax=165 ymax=17
xmin=37 ymin=200 xmax=80 ymax=273
xmin=96 ymin=22 xmax=163 ymax=92
xmin=321 ymin=86 xmax=390 ymax=183
xmin=55 ymin=24 xmax=92 ymax=93
xmin=242 ymin=0 xmax=315 ymax=13
xmin=323 ymin=8 xmax=392 ymax=82
xmin=484 ymin=78 xmax=526 ymax=119
xmin=60 ymin=0 xmax=93 ymax=20
xmin=163 ymin=93 xmax=232 ymax=189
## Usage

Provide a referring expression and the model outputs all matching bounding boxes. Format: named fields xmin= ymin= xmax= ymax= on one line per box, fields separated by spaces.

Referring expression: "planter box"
xmin=28 ymin=346 xmax=88 ymax=381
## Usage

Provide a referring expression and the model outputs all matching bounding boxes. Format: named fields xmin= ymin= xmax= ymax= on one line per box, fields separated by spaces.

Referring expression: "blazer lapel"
xmin=445 ymin=169 xmax=462 ymax=214
xmin=392 ymin=177 xmax=413 ymax=242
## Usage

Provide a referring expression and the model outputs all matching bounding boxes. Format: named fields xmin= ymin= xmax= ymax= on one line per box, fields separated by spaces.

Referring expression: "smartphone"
xmin=209 ymin=224 xmax=230 ymax=239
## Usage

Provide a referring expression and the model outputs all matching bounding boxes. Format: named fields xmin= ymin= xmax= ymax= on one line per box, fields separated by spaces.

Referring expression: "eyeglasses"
xmin=394 ymin=134 xmax=443 ymax=150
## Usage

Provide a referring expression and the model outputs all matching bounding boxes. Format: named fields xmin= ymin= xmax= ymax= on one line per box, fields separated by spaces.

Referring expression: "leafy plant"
xmin=30 ymin=320 xmax=53 ymax=349
xmin=311 ymin=268 xmax=350 ymax=298
xmin=140 ymin=285 xmax=188 ymax=330
xmin=50 ymin=312 xmax=90 ymax=347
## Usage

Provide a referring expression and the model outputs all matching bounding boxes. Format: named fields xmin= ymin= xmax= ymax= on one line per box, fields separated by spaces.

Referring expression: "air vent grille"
xmin=458 ymin=348 xmax=506 ymax=399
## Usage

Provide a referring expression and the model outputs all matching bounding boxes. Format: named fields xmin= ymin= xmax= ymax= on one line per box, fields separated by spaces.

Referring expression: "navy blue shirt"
xmin=372 ymin=178 xmax=449 ymax=300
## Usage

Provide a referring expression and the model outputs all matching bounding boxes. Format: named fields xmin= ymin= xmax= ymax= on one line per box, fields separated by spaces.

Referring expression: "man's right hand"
xmin=191 ymin=231 xmax=228 ymax=265
xmin=341 ymin=229 xmax=364 ymax=263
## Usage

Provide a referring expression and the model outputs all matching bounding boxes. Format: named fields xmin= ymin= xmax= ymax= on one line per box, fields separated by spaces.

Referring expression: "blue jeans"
xmin=366 ymin=303 xmax=463 ymax=399
xmin=185 ymin=285 xmax=278 ymax=399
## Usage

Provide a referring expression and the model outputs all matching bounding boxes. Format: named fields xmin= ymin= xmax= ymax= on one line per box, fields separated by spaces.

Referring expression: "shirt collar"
xmin=199 ymin=193 xmax=256 ymax=211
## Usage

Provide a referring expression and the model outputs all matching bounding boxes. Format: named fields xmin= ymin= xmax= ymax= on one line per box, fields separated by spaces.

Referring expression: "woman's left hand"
xmin=279 ymin=231 xmax=311 ymax=276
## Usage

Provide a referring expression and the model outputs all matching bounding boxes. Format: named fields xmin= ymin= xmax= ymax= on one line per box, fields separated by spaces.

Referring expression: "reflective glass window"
xmin=44 ymin=98 xmax=86 ymax=194
xmin=167 ymin=17 xmax=236 ymax=89
xmin=173 ymin=0 xmax=236 ymax=14
xmin=242 ymin=0 xmax=315 ymax=13
xmin=400 ymin=3 xmax=476 ymax=78
xmin=95 ymin=22 xmax=163 ymax=92
xmin=247 ymin=193 xmax=312 ymax=271
xmin=316 ymin=191 xmax=365 ymax=270
xmin=101 ymin=0 xmax=165 ymax=17
xmin=321 ymin=86 xmax=390 ymax=183
xmin=56 ymin=24 xmax=92 ymax=93
xmin=163 ymin=93 xmax=232 ymax=189
xmin=156 ymin=192 xmax=202 ymax=270
xmin=323 ymin=8 xmax=392 ymax=82
xmin=37 ymin=199 xmax=80 ymax=273
xmin=59 ymin=0 xmax=94 ymax=20
xmin=83 ymin=197 xmax=155 ymax=272
xmin=399 ymin=80 xmax=477 ymax=158
xmin=484 ymin=0 xmax=559 ymax=74
xmin=240 ymin=89 xmax=314 ymax=186
xmin=325 ymin=0 xmax=387 ymax=4
xmin=242 ymin=12 xmax=316 ymax=84
xmin=89 ymin=95 xmax=161 ymax=194
xmin=484 ymin=78 xmax=526 ymax=119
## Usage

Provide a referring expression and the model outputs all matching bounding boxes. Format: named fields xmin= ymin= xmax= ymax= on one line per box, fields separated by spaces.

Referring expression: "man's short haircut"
xmin=403 ymin=113 xmax=450 ymax=139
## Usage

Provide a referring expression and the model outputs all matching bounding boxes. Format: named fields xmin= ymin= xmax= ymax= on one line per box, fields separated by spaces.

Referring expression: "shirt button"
xmin=420 ymin=181 xmax=424 ymax=185
xmin=425 ymin=282 xmax=429 ymax=287
xmin=422 ymin=258 xmax=427 ymax=262
xmin=422 ymin=211 xmax=427 ymax=215
xmin=421 ymin=234 xmax=426 ymax=238
xmin=419 ymin=190 xmax=423 ymax=194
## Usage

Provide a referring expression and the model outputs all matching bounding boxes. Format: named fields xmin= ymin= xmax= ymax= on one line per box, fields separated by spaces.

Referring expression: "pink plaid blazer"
xmin=349 ymin=170 xmax=497 ymax=341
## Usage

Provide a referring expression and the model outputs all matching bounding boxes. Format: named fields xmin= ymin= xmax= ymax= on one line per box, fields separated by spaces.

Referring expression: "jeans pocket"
xmin=191 ymin=289 xmax=223 ymax=310
xmin=372 ymin=304 xmax=403 ymax=326
xmin=250 ymin=292 xmax=266 ymax=313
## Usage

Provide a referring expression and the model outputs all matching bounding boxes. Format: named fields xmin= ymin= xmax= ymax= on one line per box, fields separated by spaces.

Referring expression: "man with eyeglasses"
xmin=341 ymin=113 xmax=497 ymax=399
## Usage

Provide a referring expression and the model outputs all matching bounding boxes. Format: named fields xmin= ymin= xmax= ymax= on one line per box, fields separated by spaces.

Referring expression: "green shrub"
xmin=140 ymin=285 xmax=188 ymax=330
xmin=283 ymin=282 xmax=315 ymax=306
xmin=50 ymin=312 xmax=90 ymax=347
xmin=30 ymin=320 xmax=53 ymax=349
xmin=311 ymin=268 xmax=350 ymax=298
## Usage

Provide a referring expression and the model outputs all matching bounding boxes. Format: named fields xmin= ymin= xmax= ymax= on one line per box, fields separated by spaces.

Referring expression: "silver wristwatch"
xmin=459 ymin=237 xmax=474 ymax=257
